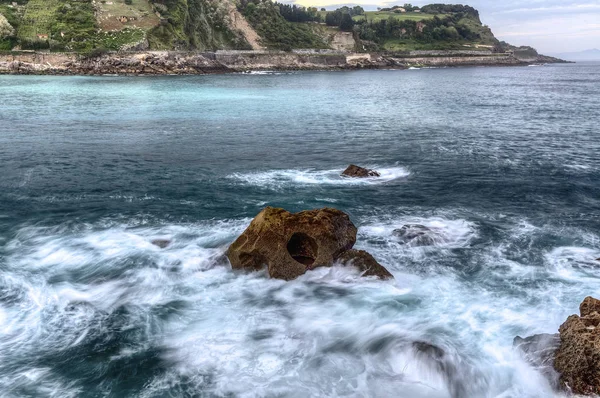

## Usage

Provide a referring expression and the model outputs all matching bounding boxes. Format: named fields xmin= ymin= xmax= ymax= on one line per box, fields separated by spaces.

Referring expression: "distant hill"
xmin=0 ymin=1 xmax=551 ymax=55
xmin=551 ymin=49 xmax=600 ymax=61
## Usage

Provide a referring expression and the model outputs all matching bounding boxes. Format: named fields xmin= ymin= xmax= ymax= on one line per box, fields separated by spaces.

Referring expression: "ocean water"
xmin=0 ymin=63 xmax=599 ymax=397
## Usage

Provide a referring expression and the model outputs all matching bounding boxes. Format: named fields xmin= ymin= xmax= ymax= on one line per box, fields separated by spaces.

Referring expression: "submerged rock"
xmin=393 ymin=224 xmax=437 ymax=246
xmin=337 ymin=249 xmax=393 ymax=279
xmin=341 ymin=164 xmax=380 ymax=178
xmin=411 ymin=341 xmax=466 ymax=398
xmin=226 ymin=207 xmax=357 ymax=280
xmin=513 ymin=333 xmax=560 ymax=389
xmin=554 ymin=296 xmax=600 ymax=395
xmin=151 ymin=239 xmax=171 ymax=249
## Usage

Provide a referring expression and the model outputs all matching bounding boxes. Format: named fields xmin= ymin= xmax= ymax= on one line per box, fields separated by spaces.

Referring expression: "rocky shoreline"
xmin=0 ymin=50 xmax=569 ymax=75
xmin=516 ymin=296 xmax=600 ymax=396
xmin=228 ymin=193 xmax=600 ymax=396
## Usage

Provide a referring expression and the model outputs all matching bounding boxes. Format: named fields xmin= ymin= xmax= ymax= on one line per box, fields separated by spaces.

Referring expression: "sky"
xmin=292 ymin=0 xmax=600 ymax=53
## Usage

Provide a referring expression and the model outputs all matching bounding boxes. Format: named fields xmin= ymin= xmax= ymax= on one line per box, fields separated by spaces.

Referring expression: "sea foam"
xmin=229 ymin=166 xmax=410 ymax=189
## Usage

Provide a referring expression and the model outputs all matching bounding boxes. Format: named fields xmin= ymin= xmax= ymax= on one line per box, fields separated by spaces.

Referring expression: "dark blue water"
xmin=0 ymin=63 xmax=599 ymax=397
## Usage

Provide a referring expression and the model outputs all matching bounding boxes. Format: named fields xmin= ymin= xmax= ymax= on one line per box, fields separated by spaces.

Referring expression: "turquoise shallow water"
xmin=0 ymin=63 xmax=599 ymax=397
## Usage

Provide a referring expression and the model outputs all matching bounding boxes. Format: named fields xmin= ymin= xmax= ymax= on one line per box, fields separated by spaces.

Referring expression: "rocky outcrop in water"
xmin=554 ymin=296 xmax=600 ymax=395
xmin=341 ymin=165 xmax=380 ymax=178
xmin=151 ymin=239 xmax=171 ymax=249
xmin=226 ymin=207 xmax=392 ymax=280
xmin=393 ymin=224 xmax=437 ymax=246
xmin=513 ymin=333 xmax=560 ymax=388
xmin=337 ymin=249 xmax=393 ymax=279
xmin=517 ymin=297 xmax=600 ymax=395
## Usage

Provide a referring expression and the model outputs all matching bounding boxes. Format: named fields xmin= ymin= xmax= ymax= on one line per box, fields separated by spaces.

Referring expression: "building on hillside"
xmin=36 ymin=33 xmax=49 ymax=40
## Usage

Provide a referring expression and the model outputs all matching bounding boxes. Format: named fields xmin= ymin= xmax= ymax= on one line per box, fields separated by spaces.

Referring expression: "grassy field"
xmin=381 ymin=38 xmax=485 ymax=52
xmin=18 ymin=0 xmax=60 ymax=40
xmin=354 ymin=12 xmax=440 ymax=23
xmin=317 ymin=11 xmax=440 ymax=23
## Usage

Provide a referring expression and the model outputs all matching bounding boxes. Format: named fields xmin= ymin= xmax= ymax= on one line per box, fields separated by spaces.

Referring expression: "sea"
xmin=0 ymin=62 xmax=599 ymax=397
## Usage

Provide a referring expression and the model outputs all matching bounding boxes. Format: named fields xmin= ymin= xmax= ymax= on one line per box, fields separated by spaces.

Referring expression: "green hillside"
xmin=0 ymin=1 xmax=509 ymax=53
xmin=0 ymin=0 xmax=251 ymax=51
xmin=146 ymin=0 xmax=249 ymax=50
xmin=17 ymin=0 xmax=60 ymax=41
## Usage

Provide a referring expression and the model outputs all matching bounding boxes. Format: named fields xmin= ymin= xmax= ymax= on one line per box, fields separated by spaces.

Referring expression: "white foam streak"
xmin=1 ymin=216 xmax=599 ymax=397
xmin=229 ymin=166 xmax=410 ymax=189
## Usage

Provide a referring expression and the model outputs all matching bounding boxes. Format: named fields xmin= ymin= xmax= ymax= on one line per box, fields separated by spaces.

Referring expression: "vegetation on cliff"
xmin=0 ymin=0 xmax=250 ymax=52
xmin=146 ymin=0 xmax=249 ymax=50
xmin=331 ymin=4 xmax=498 ymax=51
xmin=0 ymin=0 xmax=542 ymax=56
xmin=237 ymin=0 xmax=326 ymax=50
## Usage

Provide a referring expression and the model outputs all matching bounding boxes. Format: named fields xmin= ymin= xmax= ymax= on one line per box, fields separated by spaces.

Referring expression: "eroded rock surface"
xmin=554 ymin=296 xmax=600 ymax=395
xmin=226 ymin=207 xmax=357 ymax=280
xmin=341 ymin=164 xmax=380 ymax=178
xmin=513 ymin=333 xmax=560 ymax=389
xmin=393 ymin=224 xmax=439 ymax=246
xmin=337 ymin=249 xmax=393 ymax=279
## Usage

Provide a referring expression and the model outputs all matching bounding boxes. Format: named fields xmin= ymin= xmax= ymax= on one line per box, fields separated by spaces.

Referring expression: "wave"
xmin=545 ymin=246 xmax=600 ymax=280
xmin=358 ymin=215 xmax=477 ymax=250
xmin=0 ymin=214 xmax=596 ymax=397
xmin=228 ymin=166 xmax=410 ymax=189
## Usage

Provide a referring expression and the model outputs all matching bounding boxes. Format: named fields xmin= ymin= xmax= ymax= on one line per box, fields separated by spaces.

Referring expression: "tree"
xmin=325 ymin=11 xmax=338 ymax=26
xmin=339 ymin=12 xmax=354 ymax=31
xmin=352 ymin=6 xmax=364 ymax=16
xmin=320 ymin=7 xmax=326 ymax=11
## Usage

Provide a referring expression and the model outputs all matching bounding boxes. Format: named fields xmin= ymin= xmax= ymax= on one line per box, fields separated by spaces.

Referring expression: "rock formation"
xmin=554 ymin=296 xmax=600 ymax=395
xmin=341 ymin=165 xmax=380 ymax=178
xmin=337 ymin=249 xmax=393 ymax=279
xmin=513 ymin=333 xmax=560 ymax=388
xmin=393 ymin=224 xmax=438 ymax=246
xmin=151 ymin=239 xmax=171 ymax=249
xmin=226 ymin=207 xmax=392 ymax=280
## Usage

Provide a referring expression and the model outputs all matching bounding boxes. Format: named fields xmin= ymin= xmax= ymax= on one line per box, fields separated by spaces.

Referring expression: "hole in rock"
xmin=287 ymin=233 xmax=318 ymax=266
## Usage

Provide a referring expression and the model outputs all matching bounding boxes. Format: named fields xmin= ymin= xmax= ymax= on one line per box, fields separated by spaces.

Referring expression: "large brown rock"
xmin=226 ymin=207 xmax=357 ymax=280
xmin=341 ymin=164 xmax=380 ymax=178
xmin=337 ymin=249 xmax=393 ymax=279
xmin=554 ymin=296 xmax=600 ymax=395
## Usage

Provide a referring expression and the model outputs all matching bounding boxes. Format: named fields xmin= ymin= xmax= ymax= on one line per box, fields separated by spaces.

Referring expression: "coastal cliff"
xmin=0 ymin=1 xmax=567 ymax=70
xmin=0 ymin=49 xmax=567 ymax=75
